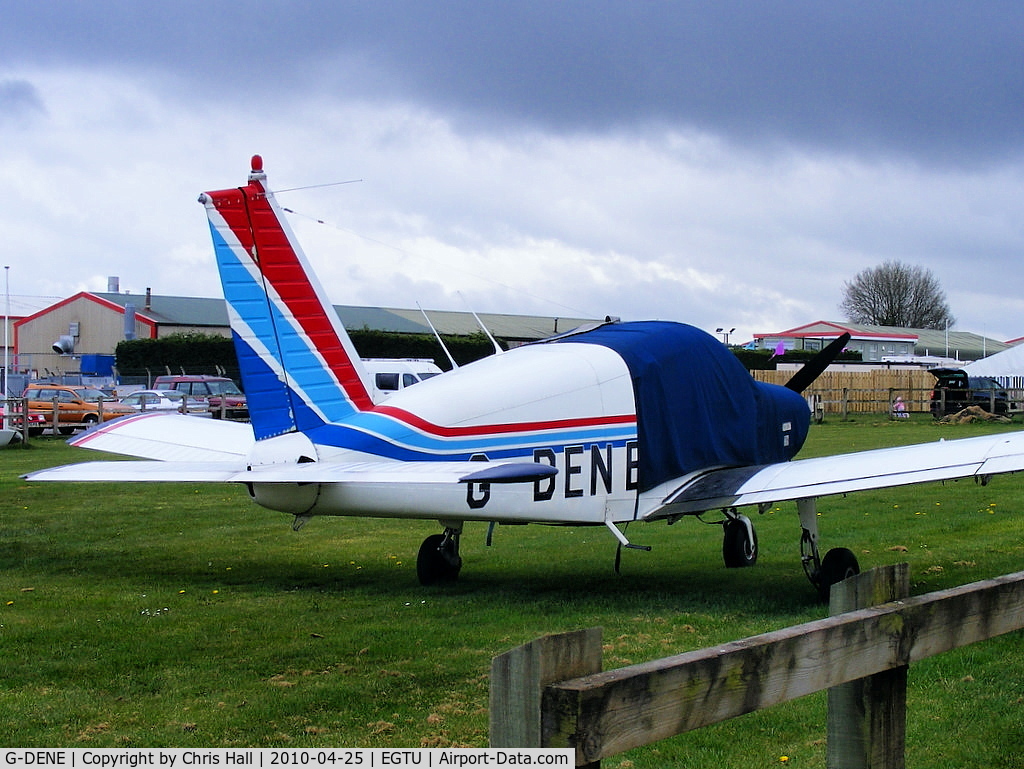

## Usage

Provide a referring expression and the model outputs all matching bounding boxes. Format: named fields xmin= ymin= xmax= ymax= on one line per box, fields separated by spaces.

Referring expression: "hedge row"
xmin=114 ymin=329 xmax=500 ymax=382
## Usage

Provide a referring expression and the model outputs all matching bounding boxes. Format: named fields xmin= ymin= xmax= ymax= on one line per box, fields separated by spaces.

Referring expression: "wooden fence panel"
xmin=752 ymin=369 xmax=937 ymax=414
xmin=536 ymin=570 xmax=1024 ymax=765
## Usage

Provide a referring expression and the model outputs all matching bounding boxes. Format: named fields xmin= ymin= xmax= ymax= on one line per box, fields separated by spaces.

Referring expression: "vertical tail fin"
xmin=199 ymin=155 xmax=373 ymax=440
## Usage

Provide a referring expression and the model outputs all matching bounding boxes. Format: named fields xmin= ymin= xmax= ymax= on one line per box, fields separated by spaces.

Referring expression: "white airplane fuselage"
xmin=245 ymin=340 xmax=643 ymax=525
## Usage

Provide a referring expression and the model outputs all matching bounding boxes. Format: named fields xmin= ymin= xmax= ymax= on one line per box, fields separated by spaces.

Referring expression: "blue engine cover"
xmin=560 ymin=321 xmax=810 ymax=491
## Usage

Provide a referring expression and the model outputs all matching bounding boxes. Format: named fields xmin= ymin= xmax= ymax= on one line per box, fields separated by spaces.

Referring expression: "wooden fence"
xmin=752 ymin=369 xmax=1024 ymax=416
xmin=490 ymin=565 xmax=1024 ymax=767
xmin=2 ymin=396 xmax=228 ymax=442
xmin=1 ymin=397 xmax=33 ymax=443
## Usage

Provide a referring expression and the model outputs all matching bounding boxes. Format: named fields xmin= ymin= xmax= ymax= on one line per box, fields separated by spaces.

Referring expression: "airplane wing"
xmin=66 ymin=413 xmax=256 ymax=462
xmin=24 ymin=459 xmax=556 ymax=485
xmin=648 ymin=430 xmax=1024 ymax=519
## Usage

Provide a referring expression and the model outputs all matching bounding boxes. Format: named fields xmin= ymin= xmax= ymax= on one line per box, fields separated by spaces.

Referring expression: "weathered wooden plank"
xmin=490 ymin=627 xmax=602 ymax=749
xmin=544 ymin=570 xmax=1024 ymax=763
xmin=827 ymin=564 xmax=910 ymax=769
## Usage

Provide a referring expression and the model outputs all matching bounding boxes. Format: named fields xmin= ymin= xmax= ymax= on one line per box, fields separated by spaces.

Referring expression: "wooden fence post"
xmin=490 ymin=627 xmax=602 ymax=756
xmin=827 ymin=563 xmax=911 ymax=769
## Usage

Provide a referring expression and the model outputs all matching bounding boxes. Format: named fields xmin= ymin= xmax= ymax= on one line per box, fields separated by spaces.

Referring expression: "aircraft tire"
xmin=722 ymin=516 xmax=758 ymax=568
xmin=816 ymin=547 xmax=860 ymax=600
xmin=416 ymin=533 xmax=462 ymax=585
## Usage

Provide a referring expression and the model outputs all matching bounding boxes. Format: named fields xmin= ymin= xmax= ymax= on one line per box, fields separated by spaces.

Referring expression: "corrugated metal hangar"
xmin=14 ymin=288 xmax=597 ymax=379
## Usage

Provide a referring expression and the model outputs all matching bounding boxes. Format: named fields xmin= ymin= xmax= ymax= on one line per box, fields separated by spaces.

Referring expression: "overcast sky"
xmin=3 ymin=2 xmax=1023 ymax=344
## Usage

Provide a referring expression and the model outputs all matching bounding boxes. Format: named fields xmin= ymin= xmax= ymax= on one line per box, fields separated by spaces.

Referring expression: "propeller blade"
xmin=784 ymin=333 xmax=852 ymax=393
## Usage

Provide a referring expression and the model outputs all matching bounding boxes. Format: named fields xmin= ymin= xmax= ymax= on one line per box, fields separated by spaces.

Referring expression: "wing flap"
xmin=648 ymin=431 xmax=1024 ymax=518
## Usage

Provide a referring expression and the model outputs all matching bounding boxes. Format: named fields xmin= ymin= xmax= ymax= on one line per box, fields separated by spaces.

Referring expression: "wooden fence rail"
xmin=490 ymin=565 xmax=1024 ymax=767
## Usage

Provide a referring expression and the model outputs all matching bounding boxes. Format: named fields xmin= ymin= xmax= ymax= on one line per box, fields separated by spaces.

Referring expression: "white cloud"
xmin=2 ymin=60 xmax=1024 ymax=346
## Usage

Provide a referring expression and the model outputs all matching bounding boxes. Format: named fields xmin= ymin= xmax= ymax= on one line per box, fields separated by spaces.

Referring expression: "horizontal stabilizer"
xmin=24 ymin=461 xmax=245 ymax=483
xmin=69 ymin=413 xmax=255 ymax=462
xmin=648 ymin=430 xmax=1024 ymax=517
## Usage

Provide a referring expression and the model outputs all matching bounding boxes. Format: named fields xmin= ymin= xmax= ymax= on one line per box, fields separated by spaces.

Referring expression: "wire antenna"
xmin=273 ymin=179 xmax=363 ymax=194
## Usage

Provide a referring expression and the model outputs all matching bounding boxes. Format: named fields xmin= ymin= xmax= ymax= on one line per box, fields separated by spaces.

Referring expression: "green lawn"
xmin=1 ymin=416 xmax=1022 ymax=766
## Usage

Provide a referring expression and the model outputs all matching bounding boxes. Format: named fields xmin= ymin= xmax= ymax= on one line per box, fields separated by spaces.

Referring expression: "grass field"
xmin=2 ymin=415 xmax=1023 ymax=766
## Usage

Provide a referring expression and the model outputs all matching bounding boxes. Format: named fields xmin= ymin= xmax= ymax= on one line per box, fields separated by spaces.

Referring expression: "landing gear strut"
xmin=722 ymin=511 xmax=758 ymax=568
xmin=798 ymin=498 xmax=860 ymax=601
xmin=417 ymin=525 xmax=463 ymax=585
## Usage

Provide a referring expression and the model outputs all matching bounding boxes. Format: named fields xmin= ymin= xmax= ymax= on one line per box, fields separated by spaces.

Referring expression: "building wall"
xmin=15 ymin=295 xmax=143 ymax=378
xmin=156 ymin=324 xmax=230 ymax=338
xmin=757 ymin=335 xmax=916 ymax=361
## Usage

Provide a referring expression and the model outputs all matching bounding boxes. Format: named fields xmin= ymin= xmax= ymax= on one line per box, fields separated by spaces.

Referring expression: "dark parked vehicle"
xmin=151 ymin=375 xmax=248 ymax=420
xmin=928 ymin=368 xmax=1013 ymax=418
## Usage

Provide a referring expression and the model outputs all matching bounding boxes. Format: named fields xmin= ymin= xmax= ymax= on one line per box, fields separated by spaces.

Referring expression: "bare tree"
xmin=839 ymin=261 xmax=955 ymax=329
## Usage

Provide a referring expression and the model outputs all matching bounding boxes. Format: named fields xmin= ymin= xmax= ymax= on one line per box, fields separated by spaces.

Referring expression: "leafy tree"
xmin=839 ymin=261 xmax=955 ymax=329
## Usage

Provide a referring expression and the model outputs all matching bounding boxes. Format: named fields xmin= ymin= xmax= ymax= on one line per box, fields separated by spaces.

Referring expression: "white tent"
xmin=963 ymin=344 xmax=1024 ymax=377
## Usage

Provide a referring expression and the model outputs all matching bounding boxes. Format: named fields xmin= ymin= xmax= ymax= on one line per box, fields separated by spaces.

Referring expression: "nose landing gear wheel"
xmin=722 ymin=515 xmax=758 ymax=568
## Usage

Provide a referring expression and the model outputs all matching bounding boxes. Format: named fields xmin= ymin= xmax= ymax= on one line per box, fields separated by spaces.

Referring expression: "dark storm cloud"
xmin=4 ymin=2 xmax=1023 ymax=162
xmin=0 ymin=79 xmax=46 ymax=123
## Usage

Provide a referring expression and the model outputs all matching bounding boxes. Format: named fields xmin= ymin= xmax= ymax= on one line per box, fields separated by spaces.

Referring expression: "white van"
xmin=362 ymin=358 xmax=444 ymax=402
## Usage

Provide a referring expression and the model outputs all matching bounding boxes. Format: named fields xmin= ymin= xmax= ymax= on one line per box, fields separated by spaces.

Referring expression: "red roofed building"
xmin=754 ymin=320 xmax=1010 ymax=363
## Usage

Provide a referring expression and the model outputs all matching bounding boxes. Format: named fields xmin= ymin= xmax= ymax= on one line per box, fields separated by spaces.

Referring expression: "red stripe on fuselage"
xmin=371 ymin=404 xmax=636 ymax=438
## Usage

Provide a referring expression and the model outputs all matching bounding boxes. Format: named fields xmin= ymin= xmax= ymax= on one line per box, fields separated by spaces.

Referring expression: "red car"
xmin=0 ymin=405 xmax=49 ymax=436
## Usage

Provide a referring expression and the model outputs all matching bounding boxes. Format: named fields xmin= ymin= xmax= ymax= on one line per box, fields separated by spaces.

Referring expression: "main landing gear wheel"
xmin=798 ymin=498 xmax=860 ymax=601
xmin=816 ymin=547 xmax=860 ymax=601
xmin=722 ymin=515 xmax=758 ymax=568
xmin=417 ymin=531 xmax=462 ymax=586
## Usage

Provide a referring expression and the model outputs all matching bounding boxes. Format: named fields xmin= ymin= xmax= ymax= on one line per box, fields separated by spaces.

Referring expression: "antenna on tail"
xmin=457 ymin=292 xmax=503 ymax=355
xmin=417 ymin=303 xmax=459 ymax=370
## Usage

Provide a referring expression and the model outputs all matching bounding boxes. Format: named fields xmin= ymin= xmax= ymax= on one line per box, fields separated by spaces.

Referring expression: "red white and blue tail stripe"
xmin=199 ymin=155 xmax=373 ymax=440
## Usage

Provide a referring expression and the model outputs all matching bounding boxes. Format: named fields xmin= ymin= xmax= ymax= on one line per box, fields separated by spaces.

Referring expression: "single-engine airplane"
xmin=27 ymin=156 xmax=1024 ymax=597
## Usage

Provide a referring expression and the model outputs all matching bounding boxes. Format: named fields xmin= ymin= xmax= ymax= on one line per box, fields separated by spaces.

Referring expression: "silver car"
xmin=118 ymin=389 xmax=211 ymax=416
